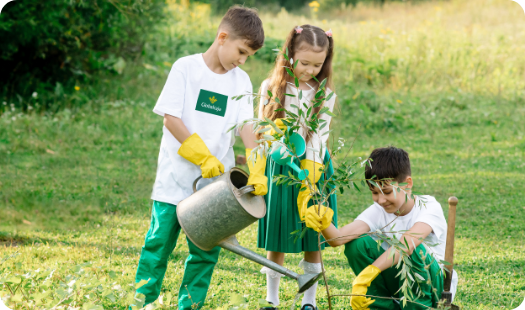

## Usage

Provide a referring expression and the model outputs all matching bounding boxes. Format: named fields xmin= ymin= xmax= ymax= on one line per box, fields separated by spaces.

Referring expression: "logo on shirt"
xmin=195 ymin=89 xmax=227 ymax=117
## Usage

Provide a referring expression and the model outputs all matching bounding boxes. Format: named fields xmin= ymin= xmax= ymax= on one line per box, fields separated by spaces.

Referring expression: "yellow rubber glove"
xmin=245 ymin=149 xmax=268 ymax=196
xmin=268 ymin=118 xmax=287 ymax=138
xmin=297 ymin=159 xmax=324 ymax=220
xmin=178 ymin=133 xmax=224 ymax=178
xmin=351 ymin=265 xmax=381 ymax=310
xmin=305 ymin=204 xmax=334 ymax=232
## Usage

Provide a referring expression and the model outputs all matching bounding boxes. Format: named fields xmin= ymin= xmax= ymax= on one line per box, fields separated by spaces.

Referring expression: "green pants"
xmin=344 ymin=235 xmax=443 ymax=310
xmin=134 ymin=201 xmax=221 ymax=309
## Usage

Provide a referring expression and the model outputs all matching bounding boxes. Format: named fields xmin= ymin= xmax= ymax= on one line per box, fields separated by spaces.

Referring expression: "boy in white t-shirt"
xmin=132 ymin=6 xmax=268 ymax=310
xmin=305 ymin=146 xmax=458 ymax=310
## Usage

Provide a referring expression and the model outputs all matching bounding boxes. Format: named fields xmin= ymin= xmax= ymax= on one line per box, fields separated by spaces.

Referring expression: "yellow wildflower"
xmin=309 ymin=1 xmax=320 ymax=8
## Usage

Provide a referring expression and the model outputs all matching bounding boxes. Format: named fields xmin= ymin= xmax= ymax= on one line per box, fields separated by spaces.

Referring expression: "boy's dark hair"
xmin=365 ymin=146 xmax=411 ymax=184
xmin=218 ymin=6 xmax=264 ymax=50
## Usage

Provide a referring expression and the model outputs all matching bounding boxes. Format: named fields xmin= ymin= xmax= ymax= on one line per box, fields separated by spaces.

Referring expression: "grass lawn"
xmin=1 ymin=0 xmax=525 ymax=309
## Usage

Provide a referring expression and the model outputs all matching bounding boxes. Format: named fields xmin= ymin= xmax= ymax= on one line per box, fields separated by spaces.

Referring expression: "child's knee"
xmin=344 ymin=235 xmax=376 ymax=258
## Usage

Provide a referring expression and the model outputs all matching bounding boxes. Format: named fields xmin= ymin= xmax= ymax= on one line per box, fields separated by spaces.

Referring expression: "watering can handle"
xmin=193 ymin=176 xmax=203 ymax=193
xmin=236 ymin=185 xmax=255 ymax=196
xmin=192 ymin=176 xmax=255 ymax=196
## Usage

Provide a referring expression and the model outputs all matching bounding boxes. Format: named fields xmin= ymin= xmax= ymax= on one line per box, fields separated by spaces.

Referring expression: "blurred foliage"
xmin=198 ymin=0 xmax=406 ymax=14
xmin=0 ymin=0 xmax=166 ymax=110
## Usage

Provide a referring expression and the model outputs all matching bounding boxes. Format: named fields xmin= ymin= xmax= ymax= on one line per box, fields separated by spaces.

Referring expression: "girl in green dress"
xmin=257 ymin=24 xmax=338 ymax=310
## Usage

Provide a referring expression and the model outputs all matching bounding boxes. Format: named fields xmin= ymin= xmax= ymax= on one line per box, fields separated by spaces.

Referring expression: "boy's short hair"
xmin=365 ymin=146 xmax=411 ymax=184
xmin=218 ymin=6 xmax=264 ymax=50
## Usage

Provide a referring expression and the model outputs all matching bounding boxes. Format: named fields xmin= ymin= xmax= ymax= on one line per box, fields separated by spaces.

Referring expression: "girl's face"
xmin=293 ymin=46 xmax=327 ymax=83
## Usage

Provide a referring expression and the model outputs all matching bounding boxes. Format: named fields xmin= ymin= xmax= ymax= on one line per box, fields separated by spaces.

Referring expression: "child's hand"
xmin=297 ymin=159 xmax=324 ymax=219
xmin=351 ymin=265 xmax=381 ymax=310
xmin=178 ymin=133 xmax=225 ymax=178
xmin=245 ymin=149 xmax=268 ymax=195
xmin=267 ymin=118 xmax=288 ymax=138
xmin=305 ymin=205 xmax=333 ymax=232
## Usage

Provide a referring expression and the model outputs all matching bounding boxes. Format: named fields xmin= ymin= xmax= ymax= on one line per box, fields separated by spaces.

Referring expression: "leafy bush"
xmin=0 ymin=0 xmax=166 ymax=110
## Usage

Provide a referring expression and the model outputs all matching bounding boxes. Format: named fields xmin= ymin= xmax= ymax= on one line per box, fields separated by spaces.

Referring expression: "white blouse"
xmin=258 ymin=79 xmax=336 ymax=164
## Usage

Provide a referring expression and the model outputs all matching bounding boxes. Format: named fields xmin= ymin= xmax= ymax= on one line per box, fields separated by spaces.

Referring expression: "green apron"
xmin=133 ymin=201 xmax=220 ymax=309
xmin=344 ymin=235 xmax=444 ymax=309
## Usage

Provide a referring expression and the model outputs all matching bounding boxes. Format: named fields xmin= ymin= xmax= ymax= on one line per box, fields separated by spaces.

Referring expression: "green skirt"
xmin=257 ymin=149 xmax=338 ymax=253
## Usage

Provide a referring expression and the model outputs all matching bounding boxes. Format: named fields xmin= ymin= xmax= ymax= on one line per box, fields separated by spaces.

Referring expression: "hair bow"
xmin=295 ymin=26 xmax=303 ymax=34
xmin=325 ymin=28 xmax=332 ymax=37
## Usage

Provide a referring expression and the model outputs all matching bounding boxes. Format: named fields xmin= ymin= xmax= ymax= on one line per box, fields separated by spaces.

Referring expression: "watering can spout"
xmin=270 ymin=132 xmax=309 ymax=181
xmin=219 ymin=235 xmax=321 ymax=293
xmin=298 ymin=273 xmax=323 ymax=294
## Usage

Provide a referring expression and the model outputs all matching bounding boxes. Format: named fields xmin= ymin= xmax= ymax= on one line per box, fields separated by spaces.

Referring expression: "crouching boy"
xmin=305 ymin=146 xmax=458 ymax=310
xmin=132 ymin=6 xmax=267 ymax=310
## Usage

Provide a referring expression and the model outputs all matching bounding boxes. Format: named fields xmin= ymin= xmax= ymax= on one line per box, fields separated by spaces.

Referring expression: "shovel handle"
xmin=443 ymin=196 xmax=458 ymax=292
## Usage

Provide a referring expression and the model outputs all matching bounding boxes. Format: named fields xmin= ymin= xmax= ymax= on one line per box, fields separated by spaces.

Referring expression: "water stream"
xmin=289 ymin=292 xmax=303 ymax=310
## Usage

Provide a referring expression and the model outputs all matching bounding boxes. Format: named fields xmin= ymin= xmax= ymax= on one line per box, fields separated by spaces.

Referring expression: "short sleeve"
xmin=354 ymin=204 xmax=380 ymax=233
xmin=236 ymin=78 xmax=254 ymax=124
xmin=305 ymin=89 xmax=337 ymax=163
xmin=153 ymin=62 xmax=186 ymax=118
xmin=414 ymin=197 xmax=447 ymax=240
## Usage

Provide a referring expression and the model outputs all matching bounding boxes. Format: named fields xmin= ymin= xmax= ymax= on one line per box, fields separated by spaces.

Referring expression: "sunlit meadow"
xmin=1 ymin=0 xmax=524 ymax=309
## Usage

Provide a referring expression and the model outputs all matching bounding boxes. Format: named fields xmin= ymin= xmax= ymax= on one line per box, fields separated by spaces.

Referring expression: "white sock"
xmin=299 ymin=259 xmax=322 ymax=308
xmin=261 ymin=267 xmax=283 ymax=306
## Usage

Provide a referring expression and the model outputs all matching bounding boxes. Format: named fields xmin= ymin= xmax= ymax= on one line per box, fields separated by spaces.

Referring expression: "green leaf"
xmin=83 ymin=303 xmax=104 ymax=310
xmin=10 ymin=293 xmax=23 ymax=302
xmin=135 ymin=278 xmax=149 ymax=289
xmin=319 ymin=77 xmax=327 ymax=89
xmin=294 ymin=77 xmax=299 ymax=88
xmin=230 ymin=293 xmax=246 ymax=305
xmin=299 ymin=226 xmax=308 ymax=239
xmin=290 ymin=229 xmax=301 ymax=235
xmin=299 ymin=90 xmax=303 ymax=100
xmin=6 ymin=276 xmax=21 ymax=284
xmin=257 ymin=127 xmax=271 ymax=133
xmin=325 ymin=91 xmax=335 ymax=101
xmin=285 ymin=67 xmax=295 ymax=78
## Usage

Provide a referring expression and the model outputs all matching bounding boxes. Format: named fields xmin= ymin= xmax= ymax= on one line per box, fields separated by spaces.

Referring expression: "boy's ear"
xmin=404 ymin=176 xmax=413 ymax=189
xmin=217 ymin=30 xmax=229 ymax=45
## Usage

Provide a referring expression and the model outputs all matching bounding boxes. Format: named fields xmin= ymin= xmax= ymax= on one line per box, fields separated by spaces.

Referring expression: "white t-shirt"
xmin=258 ymin=79 xmax=336 ymax=164
xmin=151 ymin=54 xmax=254 ymax=205
xmin=355 ymin=195 xmax=458 ymax=300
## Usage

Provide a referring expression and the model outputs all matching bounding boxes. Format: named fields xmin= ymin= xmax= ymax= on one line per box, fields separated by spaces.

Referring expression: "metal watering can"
xmin=176 ymin=167 xmax=321 ymax=293
xmin=270 ymin=131 xmax=309 ymax=181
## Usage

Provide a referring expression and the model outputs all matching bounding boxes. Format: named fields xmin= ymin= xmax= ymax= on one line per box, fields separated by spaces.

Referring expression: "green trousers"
xmin=344 ymin=235 xmax=443 ymax=310
xmin=134 ymin=201 xmax=221 ymax=309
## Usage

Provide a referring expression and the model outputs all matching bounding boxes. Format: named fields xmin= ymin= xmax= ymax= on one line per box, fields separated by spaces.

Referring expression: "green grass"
xmin=2 ymin=0 xmax=525 ymax=308
xmin=1 ymin=58 xmax=524 ymax=309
